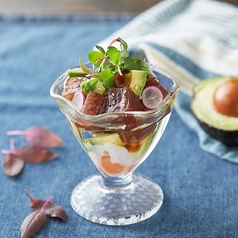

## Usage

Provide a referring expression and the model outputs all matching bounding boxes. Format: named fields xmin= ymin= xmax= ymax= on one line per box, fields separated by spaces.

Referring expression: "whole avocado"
xmin=191 ymin=76 xmax=238 ymax=146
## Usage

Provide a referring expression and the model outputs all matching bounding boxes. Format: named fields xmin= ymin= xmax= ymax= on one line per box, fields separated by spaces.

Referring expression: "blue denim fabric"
xmin=1 ymin=15 xmax=238 ymax=238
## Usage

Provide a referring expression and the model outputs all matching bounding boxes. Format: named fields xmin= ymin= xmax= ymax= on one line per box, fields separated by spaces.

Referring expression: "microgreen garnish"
xmin=79 ymin=37 xmax=150 ymax=94
xmin=79 ymin=60 xmax=99 ymax=76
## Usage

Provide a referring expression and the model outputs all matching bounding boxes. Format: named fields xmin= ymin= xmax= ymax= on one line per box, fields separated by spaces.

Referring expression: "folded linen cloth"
xmin=98 ymin=0 xmax=238 ymax=163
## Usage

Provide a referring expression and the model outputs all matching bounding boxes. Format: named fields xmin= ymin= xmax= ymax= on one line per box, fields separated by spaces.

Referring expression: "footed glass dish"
xmin=50 ymin=65 xmax=179 ymax=225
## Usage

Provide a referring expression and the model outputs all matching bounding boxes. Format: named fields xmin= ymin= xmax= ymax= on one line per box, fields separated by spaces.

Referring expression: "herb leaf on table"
xmin=21 ymin=195 xmax=53 ymax=238
xmin=21 ymin=191 xmax=67 ymax=238
xmin=7 ymin=126 xmax=63 ymax=148
xmin=24 ymin=189 xmax=67 ymax=222
xmin=2 ymin=153 xmax=24 ymax=176
xmin=1 ymin=139 xmax=24 ymax=176
xmin=1 ymin=126 xmax=63 ymax=176
xmin=15 ymin=146 xmax=57 ymax=163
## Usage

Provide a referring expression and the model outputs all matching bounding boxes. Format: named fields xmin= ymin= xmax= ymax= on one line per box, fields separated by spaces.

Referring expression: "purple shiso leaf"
xmin=7 ymin=126 xmax=63 ymax=148
xmin=14 ymin=146 xmax=57 ymax=163
xmin=1 ymin=153 xmax=24 ymax=176
xmin=1 ymin=139 xmax=25 ymax=176
xmin=24 ymin=189 xmax=67 ymax=222
xmin=20 ymin=196 xmax=53 ymax=238
xmin=44 ymin=202 xmax=67 ymax=222
xmin=20 ymin=209 xmax=47 ymax=238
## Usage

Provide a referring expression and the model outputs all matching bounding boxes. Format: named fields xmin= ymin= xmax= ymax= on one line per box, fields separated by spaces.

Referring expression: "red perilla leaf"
xmin=2 ymin=145 xmax=57 ymax=164
xmin=44 ymin=202 xmax=67 ymax=222
xmin=21 ymin=196 xmax=53 ymax=238
xmin=24 ymin=189 xmax=46 ymax=209
xmin=1 ymin=153 xmax=24 ymax=176
xmin=20 ymin=209 xmax=47 ymax=238
xmin=7 ymin=126 xmax=63 ymax=148
xmin=1 ymin=140 xmax=24 ymax=176
xmin=24 ymin=189 xmax=67 ymax=222
xmin=1 ymin=134 xmax=58 ymax=176
xmin=15 ymin=146 xmax=57 ymax=163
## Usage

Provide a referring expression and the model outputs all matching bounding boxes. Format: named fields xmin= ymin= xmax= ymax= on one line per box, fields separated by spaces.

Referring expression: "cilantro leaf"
xmin=135 ymin=59 xmax=151 ymax=73
xmin=88 ymin=51 xmax=105 ymax=67
xmin=120 ymin=49 xmax=129 ymax=60
xmin=117 ymin=37 xmax=128 ymax=51
xmin=124 ymin=57 xmax=140 ymax=70
xmin=95 ymin=45 xmax=105 ymax=54
xmin=100 ymin=70 xmax=115 ymax=88
xmin=76 ymin=37 xmax=151 ymax=95
xmin=107 ymin=46 xmax=121 ymax=65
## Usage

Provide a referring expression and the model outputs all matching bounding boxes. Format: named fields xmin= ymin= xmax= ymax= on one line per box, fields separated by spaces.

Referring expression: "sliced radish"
xmin=71 ymin=91 xmax=86 ymax=110
xmin=141 ymin=86 xmax=163 ymax=109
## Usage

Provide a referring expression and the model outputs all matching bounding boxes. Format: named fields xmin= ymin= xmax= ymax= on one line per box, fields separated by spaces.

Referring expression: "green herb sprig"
xmin=79 ymin=37 xmax=150 ymax=94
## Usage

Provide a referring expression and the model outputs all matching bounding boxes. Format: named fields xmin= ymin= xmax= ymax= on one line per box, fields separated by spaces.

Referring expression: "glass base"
xmin=70 ymin=173 xmax=164 ymax=225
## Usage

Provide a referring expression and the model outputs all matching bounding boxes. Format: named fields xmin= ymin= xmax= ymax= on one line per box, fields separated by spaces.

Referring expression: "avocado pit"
xmin=213 ymin=78 xmax=238 ymax=117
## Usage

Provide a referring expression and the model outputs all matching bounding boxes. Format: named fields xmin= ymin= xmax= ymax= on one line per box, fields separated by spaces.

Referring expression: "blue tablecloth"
xmin=1 ymin=12 xmax=238 ymax=238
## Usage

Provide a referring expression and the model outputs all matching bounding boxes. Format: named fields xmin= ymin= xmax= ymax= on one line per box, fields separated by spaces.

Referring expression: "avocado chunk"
xmin=191 ymin=76 xmax=238 ymax=145
xmin=124 ymin=70 xmax=147 ymax=97
xmin=67 ymin=67 xmax=87 ymax=77
xmin=87 ymin=131 xmax=154 ymax=159
xmin=87 ymin=133 xmax=121 ymax=145
xmin=93 ymin=80 xmax=106 ymax=95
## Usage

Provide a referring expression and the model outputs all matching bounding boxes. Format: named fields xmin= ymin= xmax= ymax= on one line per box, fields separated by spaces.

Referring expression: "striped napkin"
xmin=98 ymin=0 xmax=238 ymax=163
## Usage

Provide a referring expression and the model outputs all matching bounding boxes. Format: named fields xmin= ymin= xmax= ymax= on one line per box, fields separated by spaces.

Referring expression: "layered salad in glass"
xmin=60 ymin=38 xmax=171 ymax=176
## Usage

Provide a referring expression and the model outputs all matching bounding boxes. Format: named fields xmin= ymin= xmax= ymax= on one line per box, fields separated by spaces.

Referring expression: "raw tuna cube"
xmin=62 ymin=77 xmax=82 ymax=100
xmin=99 ymin=87 xmax=143 ymax=113
xmin=82 ymin=91 xmax=104 ymax=115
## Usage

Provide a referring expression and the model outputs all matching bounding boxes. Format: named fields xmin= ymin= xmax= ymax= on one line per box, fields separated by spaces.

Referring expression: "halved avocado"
xmin=191 ymin=76 xmax=238 ymax=146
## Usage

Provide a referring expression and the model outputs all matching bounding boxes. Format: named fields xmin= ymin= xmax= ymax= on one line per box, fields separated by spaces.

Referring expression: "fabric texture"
xmin=1 ymin=1 xmax=238 ymax=238
xmin=99 ymin=0 xmax=238 ymax=163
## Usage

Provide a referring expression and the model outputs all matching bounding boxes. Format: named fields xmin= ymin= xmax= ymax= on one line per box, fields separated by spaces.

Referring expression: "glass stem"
xmin=101 ymin=173 xmax=133 ymax=191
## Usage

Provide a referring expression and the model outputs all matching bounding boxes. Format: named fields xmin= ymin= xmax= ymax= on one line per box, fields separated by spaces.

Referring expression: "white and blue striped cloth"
xmin=99 ymin=0 xmax=238 ymax=163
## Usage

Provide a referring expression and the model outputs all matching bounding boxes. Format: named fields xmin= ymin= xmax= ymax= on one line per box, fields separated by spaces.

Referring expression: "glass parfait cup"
xmin=50 ymin=65 xmax=179 ymax=225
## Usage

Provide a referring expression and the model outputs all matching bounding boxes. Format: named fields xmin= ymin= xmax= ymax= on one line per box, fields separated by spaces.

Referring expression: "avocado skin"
xmin=191 ymin=76 xmax=238 ymax=146
xmin=196 ymin=119 xmax=238 ymax=146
